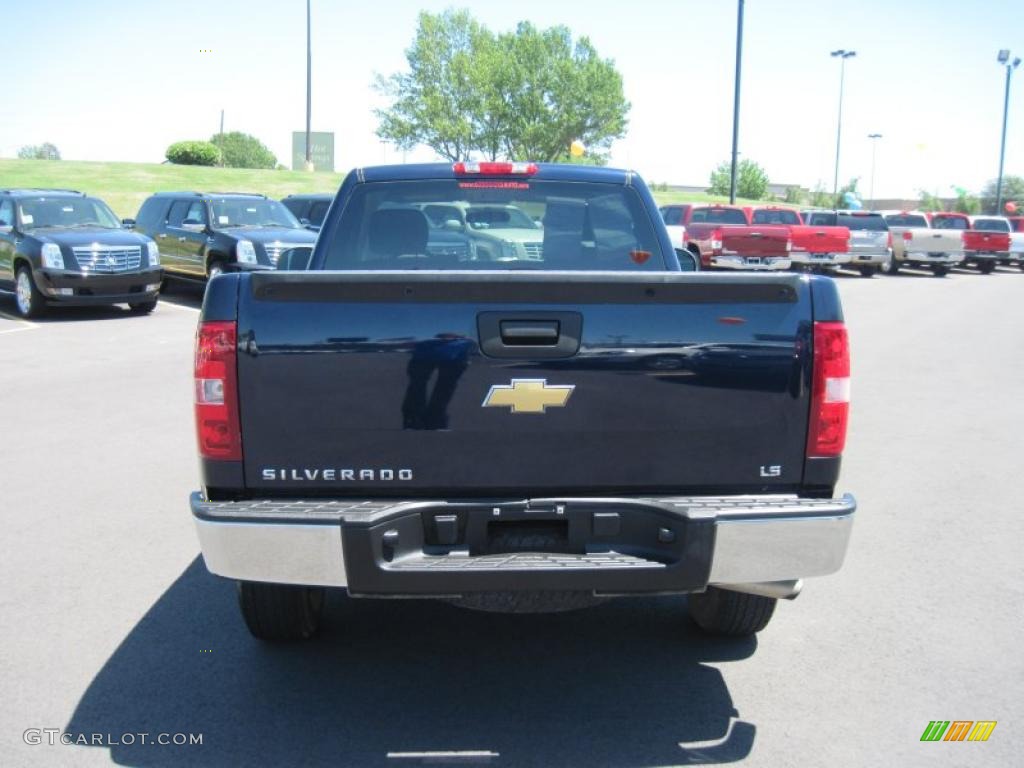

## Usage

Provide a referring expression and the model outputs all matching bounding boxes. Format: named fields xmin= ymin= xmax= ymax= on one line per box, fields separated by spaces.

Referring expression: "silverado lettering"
xmin=261 ymin=468 xmax=414 ymax=481
xmin=190 ymin=162 xmax=857 ymax=644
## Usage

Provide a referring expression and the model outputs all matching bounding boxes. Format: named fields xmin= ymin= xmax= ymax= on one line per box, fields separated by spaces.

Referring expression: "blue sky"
xmin=1 ymin=0 xmax=1021 ymax=197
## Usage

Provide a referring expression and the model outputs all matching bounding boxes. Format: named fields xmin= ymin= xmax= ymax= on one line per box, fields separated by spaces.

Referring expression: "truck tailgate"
xmin=964 ymin=231 xmax=1010 ymax=252
xmin=904 ymin=228 xmax=962 ymax=253
xmin=236 ymin=271 xmax=812 ymax=496
xmin=721 ymin=226 xmax=790 ymax=256
xmin=790 ymin=225 xmax=849 ymax=254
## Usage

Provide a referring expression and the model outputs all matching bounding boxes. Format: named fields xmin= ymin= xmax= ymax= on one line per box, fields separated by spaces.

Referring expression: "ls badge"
xmin=482 ymin=379 xmax=575 ymax=414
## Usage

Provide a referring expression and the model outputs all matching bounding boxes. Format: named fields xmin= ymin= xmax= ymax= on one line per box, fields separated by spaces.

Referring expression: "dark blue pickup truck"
xmin=190 ymin=162 xmax=856 ymax=642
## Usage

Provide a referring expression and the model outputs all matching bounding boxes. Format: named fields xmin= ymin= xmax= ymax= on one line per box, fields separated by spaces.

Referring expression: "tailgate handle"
xmin=478 ymin=311 xmax=582 ymax=359
xmin=500 ymin=320 xmax=559 ymax=345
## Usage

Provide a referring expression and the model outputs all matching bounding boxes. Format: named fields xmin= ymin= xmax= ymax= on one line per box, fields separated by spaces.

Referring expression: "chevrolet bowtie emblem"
xmin=482 ymin=379 xmax=575 ymax=414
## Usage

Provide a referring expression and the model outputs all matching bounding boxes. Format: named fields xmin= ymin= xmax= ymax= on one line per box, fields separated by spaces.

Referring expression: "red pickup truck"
xmin=680 ymin=205 xmax=791 ymax=271
xmin=748 ymin=207 xmax=850 ymax=272
xmin=930 ymin=213 xmax=1010 ymax=274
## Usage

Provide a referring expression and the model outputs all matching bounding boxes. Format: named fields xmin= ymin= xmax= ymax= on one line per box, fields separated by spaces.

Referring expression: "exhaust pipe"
xmin=715 ymin=579 xmax=803 ymax=600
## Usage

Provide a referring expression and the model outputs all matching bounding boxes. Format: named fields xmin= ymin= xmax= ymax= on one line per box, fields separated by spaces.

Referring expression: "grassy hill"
xmin=0 ymin=158 xmax=771 ymax=219
xmin=0 ymin=159 xmax=346 ymax=219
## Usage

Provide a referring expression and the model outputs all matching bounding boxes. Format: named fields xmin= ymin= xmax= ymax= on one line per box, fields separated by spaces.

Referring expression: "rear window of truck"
xmin=971 ymin=218 xmax=1010 ymax=232
xmin=320 ymin=180 xmax=665 ymax=270
xmin=885 ymin=214 xmax=929 ymax=227
xmin=751 ymin=209 xmax=801 ymax=225
xmin=932 ymin=216 xmax=968 ymax=230
xmin=838 ymin=213 xmax=887 ymax=231
xmin=688 ymin=207 xmax=748 ymax=225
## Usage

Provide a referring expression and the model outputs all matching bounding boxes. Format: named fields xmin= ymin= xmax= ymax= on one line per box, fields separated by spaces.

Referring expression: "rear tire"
xmin=688 ymin=586 xmax=777 ymax=636
xmin=931 ymin=265 xmax=949 ymax=277
xmin=237 ymin=581 xmax=325 ymax=641
xmin=858 ymin=266 xmax=878 ymax=278
xmin=207 ymin=261 xmax=225 ymax=281
xmin=129 ymin=299 xmax=158 ymax=314
xmin=15 ymin=266 xmax=47 ymax=319
xmin=978 ymin=260 xmax=996 ymax=275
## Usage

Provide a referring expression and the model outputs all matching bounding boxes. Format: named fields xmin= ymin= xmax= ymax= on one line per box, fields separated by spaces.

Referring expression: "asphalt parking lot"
xmin=1 ymin=267 xmax=1022 ymax=767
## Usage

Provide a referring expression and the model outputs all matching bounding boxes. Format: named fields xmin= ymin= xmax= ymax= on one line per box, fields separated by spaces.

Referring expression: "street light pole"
xmin=305 ymin=0 xmax=313 ymax=171
xmin=995 ymin=49 xmax=1020 ymax=214
xmin=831 ymin=50 xmax=856 ymax=201
xmin=867 ymin=133 xmax=882 ymax=210
xmin=729 ymin=0 xmax=745 ymax=205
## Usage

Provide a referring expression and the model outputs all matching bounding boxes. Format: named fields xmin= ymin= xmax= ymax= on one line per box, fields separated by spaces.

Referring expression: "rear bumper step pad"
xmin=191 ymin=493 xmax=855 ymax=596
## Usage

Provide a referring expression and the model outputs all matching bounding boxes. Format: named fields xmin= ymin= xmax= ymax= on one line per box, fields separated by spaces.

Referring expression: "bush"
xmin=808 ymin=183 xmax=832 ymax=208
xmin=918 ymin=189 xmax=944 ymax=212
xmin=17 ymin=143 xmax=61 ymax=160
xmin=166 ymin=141 xmax=221 ymax=166
xmin=783 ymin=186 xmax=804 ymax=205
xmin=708 ymin=159 xmax=769 ymax=200
xmin=210 ymin=132 xmax=277 ymax=170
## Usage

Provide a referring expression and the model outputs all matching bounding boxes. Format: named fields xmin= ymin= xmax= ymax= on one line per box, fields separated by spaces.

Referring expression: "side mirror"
xmin=299 ymin=217 xmax=311 ymax=227
xmin=0 ymin=224 xmax=11 ymax=235
xmin=121 ymin=218 xmax=136 ymax=229
xmin=675 ymin=248 xmax=700 ymax=272
xmin=277 ymin=246 xmax=314 ymax=271
xmin=443 ymin=219 xmax=463 ymax=231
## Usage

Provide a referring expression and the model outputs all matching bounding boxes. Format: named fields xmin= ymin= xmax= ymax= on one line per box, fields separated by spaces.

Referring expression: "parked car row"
xmin=3 ymin=179 xmax=1023 ymax=320
xmin=658 ymin=203 xmax=1024 ymax=278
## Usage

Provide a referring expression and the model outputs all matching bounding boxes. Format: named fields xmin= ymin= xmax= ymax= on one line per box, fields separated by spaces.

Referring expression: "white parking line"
xmin=0 ymin=309 xmax=37 ymax=331
xmin=159 ymin=301 xmax=201 ymax=313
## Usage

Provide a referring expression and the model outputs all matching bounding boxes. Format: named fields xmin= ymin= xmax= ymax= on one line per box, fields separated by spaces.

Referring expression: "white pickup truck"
xmin=658 ymin=204 xmax=689 ymax=255
xmin=881 ymin=211 xmax=963 ymax=277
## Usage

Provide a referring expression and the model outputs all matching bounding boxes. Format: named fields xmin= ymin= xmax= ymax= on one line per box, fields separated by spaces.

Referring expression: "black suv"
xmin=0 ymin=189 xmax=162 ymax=318
xmin=131 ymin=192 xmax=317 ymax=279
xmin=280 ymin=193 xmax=332 ymax=232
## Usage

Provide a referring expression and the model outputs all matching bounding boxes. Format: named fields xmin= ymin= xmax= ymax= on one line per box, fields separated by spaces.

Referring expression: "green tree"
xmin=165 ymin=140 xmax=221 ymax=166
xmin=808 ymin=183 xmax=832 ymax=208
xmin=950 ymin=186 xmax=980 ymax=215
xmin=210 ymin=131 xmax=277 ymax=169
xmin=918 ymin=189 xmax=944 ymax=211
xmin=708 ymin=159 xmax=769 ymax=200
xmin=980 ymin=175 xmax=1024 ymax=214
xmin=375 ymin=10 xmax=629 ymax=163
xmin=17 ymin=142 xmax=61 ymax=160
xmin=783 ymin=186 xmax=804 ymax=205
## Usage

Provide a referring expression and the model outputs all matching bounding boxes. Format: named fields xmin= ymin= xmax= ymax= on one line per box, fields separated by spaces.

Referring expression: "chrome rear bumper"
xmin=191 ymin=493 xmax=855 ymax=596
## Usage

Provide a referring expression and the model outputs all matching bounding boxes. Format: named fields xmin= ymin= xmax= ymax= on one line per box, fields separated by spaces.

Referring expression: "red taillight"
xmin=807 ymin=321 xmax=850 ymax=458
xmin=711 ymin=228 xmax=723 ymax=252
xmin=194 ymin=321 xmax=241 ymax=461
xmin=886 ymin=232 xmax=893 ymax=249
xmin=453 ymin=161 xmax=538 ymax=175
xmin=902 ymin=231 xmax=912 ymax=241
